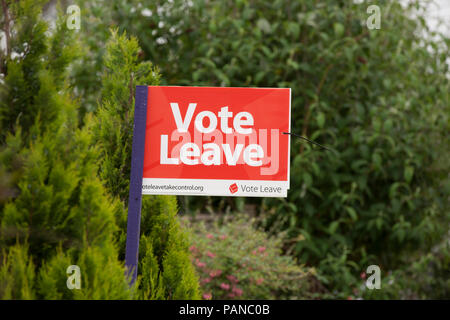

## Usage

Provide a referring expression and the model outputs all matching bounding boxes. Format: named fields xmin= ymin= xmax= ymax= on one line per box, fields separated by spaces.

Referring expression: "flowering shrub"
xmin=184 ymin=216 xmax=311 ymax=300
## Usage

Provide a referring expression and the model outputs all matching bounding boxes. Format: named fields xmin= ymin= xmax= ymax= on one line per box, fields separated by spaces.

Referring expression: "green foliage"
xmin=38 ymin=245 xmax=133 ymax=300
xmin=0 ymin=244 xmax=35 ymax=299
xmin=359 ymin=237 xmax=450 ymax=300
xmin=71 ymin=0 xmax=119 ymax=114
xmin=136 ymin=197 xmax=200 ymax=300
xmin=0 ymin=1 xmax=131 ymax=299
xmin=0 ymin=118 xmax=123 ymax=260
xmin=92 ymin=30 xmax=200 ymax=300
xmin=37 ymin=247 xmax=74 ymax=300
xmin=137 ymin=236 xmax=164 ymax=299
xmin=82 ymin=0 xmax=450 ymax=298
xmin=185 ymin=215 xmax=311 ymax=299
xmin=93 ymin=29 xmax=159 ymax=203
xmin=0 ymin=0 xmax=77 ymax=140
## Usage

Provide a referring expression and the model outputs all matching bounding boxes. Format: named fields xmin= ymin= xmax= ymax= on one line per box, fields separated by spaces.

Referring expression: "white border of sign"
xmin=142 ymin=178 xmax=288 ymax=197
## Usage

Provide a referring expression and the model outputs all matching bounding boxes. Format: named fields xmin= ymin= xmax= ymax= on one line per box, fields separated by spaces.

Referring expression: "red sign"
xmin=142 ymin=86 xmax=291 ymax=197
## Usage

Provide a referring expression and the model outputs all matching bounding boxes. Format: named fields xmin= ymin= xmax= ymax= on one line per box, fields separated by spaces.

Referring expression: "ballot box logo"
xmin=229 ymin=183 xmax=238 ymax=194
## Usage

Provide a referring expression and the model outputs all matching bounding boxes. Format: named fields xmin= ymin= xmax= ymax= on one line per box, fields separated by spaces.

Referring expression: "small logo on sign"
xmin=229 ymin=183 xmax=238 ymax=194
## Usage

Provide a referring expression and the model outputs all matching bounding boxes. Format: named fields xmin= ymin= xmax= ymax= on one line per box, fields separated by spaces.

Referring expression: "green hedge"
xmin=1 ymin=2 xmax=200 ymax=300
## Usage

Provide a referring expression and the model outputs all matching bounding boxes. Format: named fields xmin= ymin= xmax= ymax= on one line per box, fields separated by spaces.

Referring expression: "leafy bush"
xmin=184 ymin=215 xmax=311 ymax=299
xmin=357 ymin=235 xmax=450 ymax=300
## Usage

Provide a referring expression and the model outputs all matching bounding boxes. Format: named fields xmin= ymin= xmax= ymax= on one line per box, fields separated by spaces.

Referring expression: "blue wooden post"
xmin=125 ymin=85 xmax=148 ymax=285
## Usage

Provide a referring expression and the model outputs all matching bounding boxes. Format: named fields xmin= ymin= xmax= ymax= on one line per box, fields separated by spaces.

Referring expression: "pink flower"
xmin=209 ymin=270 xmax=222 ymax=278
xmin=226 ymin=275 xmax=238 ymax=283
xmin=203 ymin=293 xmax=212 ymax=300
xmin=232 ymin=287 xmax=243 ymax=297
xmin=258 ymin=246 xmax=266 ymax=253
xmin=196 ymin=261 xmax=206 ymax=268
xmin=220 ymin=283 xmax=230 ymax=290
xmin=206 ymin=234 xmax=214 ymax=239
xmin=360 ymin=272 xmax=366 ymax=279
xmin=220 ymin=235 xmax=227 ymax=240
xmin=206 ymin=251 xmax=216 ymax=258
xmin=189 ymin=245 xmax=197 ymax=252
xmin=228 ymin=293 xmax=235 ymax=298
xmin=256 ymin=278 xmax=264 ymax=285
xmin=201 ymin=277 xmax=212 ymax=284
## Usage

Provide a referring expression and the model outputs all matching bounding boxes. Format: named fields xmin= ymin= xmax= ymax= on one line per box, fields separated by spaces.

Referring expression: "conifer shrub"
xmin=1 ymin=1 xmax=199 ymax=299
xmin=38 ymin=245 xmax=133 ymax=300
xmin=0 ymin=244 xmax=35 ymax=300
xmin=92 ymin=30 xmax=200 ymax=300
xmin=0 ymin=1 xmax=131 ymax=299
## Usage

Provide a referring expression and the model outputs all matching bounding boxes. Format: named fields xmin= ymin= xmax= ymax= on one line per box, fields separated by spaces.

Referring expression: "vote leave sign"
xmin=140 ymin=86 xmax=291 ymax=197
